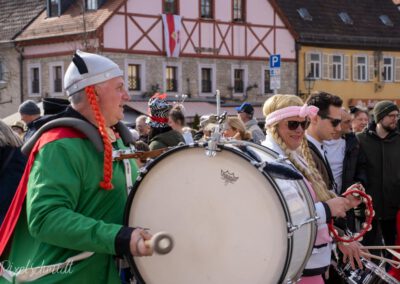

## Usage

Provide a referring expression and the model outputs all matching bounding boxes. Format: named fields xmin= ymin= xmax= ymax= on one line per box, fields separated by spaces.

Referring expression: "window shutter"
xmin=380 ymin=59 xmax=384 ymax=81
xmin=305 ymin=52 xmax=311 ymax=77
xmin=395 ymin=57 xmax=400 ymax=82
xmin=322 ymin=53 xmax=329 ymax=79
xmin=352 ymin=55 xmax=358 ymax=81
xmin=368 ymin=56 xmax=375 ymax=81
xmin=344 ymin=55 xmax=350 ymax=80
xmin=328 ymin=54 xmax=333 ymax=79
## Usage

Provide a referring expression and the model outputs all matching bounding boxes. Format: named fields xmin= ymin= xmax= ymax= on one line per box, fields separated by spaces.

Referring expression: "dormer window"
xmin=297 ymin=8 xmax=312 ymax=21
xmin=48 ymin=0 xmax=60 ymax=17
xmin=86 ymin=0 xmax=105 ymax=11
xmin=338 ymin=12 xmax=353 ymax=25
xmin=379 ymin=15 xmax=394 ymax=27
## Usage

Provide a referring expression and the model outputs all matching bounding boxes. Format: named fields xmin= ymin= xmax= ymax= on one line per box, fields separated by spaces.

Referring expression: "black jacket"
xmin=356 ymin=123 xmax=400 ymax=219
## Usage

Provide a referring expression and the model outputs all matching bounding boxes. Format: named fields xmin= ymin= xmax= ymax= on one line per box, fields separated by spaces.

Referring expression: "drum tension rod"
xmin=287 ymin=216 xmax=320 ymax=236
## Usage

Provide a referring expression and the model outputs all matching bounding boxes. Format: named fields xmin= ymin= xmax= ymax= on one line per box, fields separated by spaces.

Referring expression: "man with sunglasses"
xmin=306 ymin=92 xmax=363 ymax=284
xmin=356 ymin=100 xmax=400 ymax=252
xmin=306 ymin=92 xmax=343 ymax=193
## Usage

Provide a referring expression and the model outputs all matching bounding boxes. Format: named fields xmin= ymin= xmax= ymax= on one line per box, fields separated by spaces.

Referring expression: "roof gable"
xmin=0 ymin=0 xmax=45 ymax=42
xmin=16 ymin=0 xmax=125 ymax=42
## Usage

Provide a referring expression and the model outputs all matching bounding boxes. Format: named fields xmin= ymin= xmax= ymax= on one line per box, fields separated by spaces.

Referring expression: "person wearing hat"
xmin=236 ymin=102 xmax=265 ymax=144
xmin=18 ymin=99 xmax=41 ymax=142
xmin=356 ymin=100 xmax=400 ymax=251
xmin=0 ymin=51 xmax=153 ymax=284
xmin=147 ymin=93 xmax=184 ymax=150
xmin=10 ymin=121 xmax=25 ymax=139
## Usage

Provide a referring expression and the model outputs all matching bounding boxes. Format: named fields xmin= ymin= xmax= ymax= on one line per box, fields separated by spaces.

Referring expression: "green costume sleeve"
xmin=26 ymin=138 xmax=129 ymax=256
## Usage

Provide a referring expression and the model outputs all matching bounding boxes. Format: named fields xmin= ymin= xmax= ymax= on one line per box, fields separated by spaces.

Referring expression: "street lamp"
xmin=304 ymin=72 xmax=315 ymax=97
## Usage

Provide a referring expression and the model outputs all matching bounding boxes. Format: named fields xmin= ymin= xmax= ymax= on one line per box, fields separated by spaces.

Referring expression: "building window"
xmin=332 ymin=55 xmax=343 ymax=80
xmin=48 ymin=0 xmax=59 ymax=17
xmin=234 ymin=69 xmax=244 ymax=92
xmin=166 ymin=66 xmax=178 ymax=92
xmin=200 ymin=0 xmax=213 ymax=18
xmin=233 ymin=0 xmax=245 ymax=22
xmin=264 ymin=69 xmax=272 ymax=94
xmin=53 ymin=66 xmax=63 ymax=93
xmin=308 ymin=53 xmax=321 ymax=79
xmin=338 ymin=12 xmax=353 ymax=25
xmin=49 ymin=63 xmax=63 ymax=96
xmin=128 ymin=64 xmax=141 ymax=91
xmin=354 ymin=55 xmax=367 ymax=81
xmin=28 ymin=64 xmax=41 ymax=96
xmin=164 ymin=0 xmax=178 ymax=14
xmin=297 ymin=8 xmax=312 ymax=21
xmin=201 ymin=68 xmax=212 ymax=93
xmin=383 ymin=57 xmax=393 ymax=82
xmin=86 ymin=0 xmax=98 ymax=10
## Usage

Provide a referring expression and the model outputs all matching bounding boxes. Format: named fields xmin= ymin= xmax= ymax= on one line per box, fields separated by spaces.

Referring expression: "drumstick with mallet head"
xmin=144 ymin=232 xmax=174 ymax=255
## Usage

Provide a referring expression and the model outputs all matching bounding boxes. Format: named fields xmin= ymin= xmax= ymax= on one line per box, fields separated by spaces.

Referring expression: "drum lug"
xmin=287 ymin=216 xmax=320 ymax=236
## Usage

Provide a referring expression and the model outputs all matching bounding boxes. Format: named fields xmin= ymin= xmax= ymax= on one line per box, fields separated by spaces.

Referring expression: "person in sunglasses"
xmin=262 ymin=94 xmax=361 ymax=284
xmin=306 ymin=92 xmax=365 ymax=284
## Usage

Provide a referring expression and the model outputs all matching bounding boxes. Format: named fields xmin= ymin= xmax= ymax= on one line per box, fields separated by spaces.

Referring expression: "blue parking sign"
xmin=269 ymin=54 xmax=281 ymax=68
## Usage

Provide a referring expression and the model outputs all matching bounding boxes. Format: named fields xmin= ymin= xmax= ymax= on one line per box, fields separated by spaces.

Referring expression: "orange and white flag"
xmin=162 ymin=14 xmax=181 ymax=57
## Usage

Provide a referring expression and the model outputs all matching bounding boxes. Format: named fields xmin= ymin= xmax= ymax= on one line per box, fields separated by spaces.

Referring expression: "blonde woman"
xmin=261 ymin=95 xmax=361 ymax=284
xmin=223 ymin=117 xmax=252 ymax=141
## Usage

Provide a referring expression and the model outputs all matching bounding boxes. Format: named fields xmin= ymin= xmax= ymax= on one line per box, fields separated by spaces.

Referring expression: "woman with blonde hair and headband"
xmin=262 ymin=94 xmax=361 ymax=284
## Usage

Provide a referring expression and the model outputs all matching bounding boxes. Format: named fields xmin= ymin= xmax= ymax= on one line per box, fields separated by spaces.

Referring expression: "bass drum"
xmin=125 ymin=142 xmax=317 ymax=284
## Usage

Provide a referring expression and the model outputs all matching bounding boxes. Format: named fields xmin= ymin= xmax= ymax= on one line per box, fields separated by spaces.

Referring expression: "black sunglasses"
xmin=320 ymin=115 xmax=341 ymax=127
xmin=287 ymin=120 xmax=310 ymax=131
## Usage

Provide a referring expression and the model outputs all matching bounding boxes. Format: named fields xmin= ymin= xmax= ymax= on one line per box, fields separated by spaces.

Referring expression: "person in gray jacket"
xmin=236 ymin=102 xmax=265 ymax=144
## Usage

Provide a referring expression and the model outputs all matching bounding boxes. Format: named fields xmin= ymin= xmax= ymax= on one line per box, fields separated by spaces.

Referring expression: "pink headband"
xmin=265 ymin=104 xmax=319 ymax=126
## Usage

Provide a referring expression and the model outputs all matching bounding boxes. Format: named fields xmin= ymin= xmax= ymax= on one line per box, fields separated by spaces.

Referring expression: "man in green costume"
xmin=0 ymin=51 xmax=153 ymax=283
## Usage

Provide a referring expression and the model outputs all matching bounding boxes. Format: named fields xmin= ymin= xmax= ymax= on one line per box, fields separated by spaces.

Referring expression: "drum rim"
xmin=124 ymin=142 xmax=300 ymax=284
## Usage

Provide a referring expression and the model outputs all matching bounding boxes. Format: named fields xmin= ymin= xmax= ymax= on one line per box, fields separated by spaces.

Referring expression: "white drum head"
xmin=127 ymin=146 xmax=289 ymax=284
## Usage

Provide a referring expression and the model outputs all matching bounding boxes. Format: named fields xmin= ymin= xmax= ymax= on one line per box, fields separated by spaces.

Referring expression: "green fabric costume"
xmin=1 ymin=136 xmax=138 ymax=283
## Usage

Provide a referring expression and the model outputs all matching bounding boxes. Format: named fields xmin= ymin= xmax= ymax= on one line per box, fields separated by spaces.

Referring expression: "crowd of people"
xmin=1 ymin=50 xmax=400 ymax=283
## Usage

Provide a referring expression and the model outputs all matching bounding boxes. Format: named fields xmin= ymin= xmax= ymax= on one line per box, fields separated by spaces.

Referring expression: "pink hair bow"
xmin=265 ymin=104 xmax=319 ymax=126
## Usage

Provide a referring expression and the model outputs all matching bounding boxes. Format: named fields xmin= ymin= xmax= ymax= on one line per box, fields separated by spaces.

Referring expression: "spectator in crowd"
xmin=18 ymin=100 xmax=41 ymax=142
xmin=147 ymin=93 xmax=184 ymax=150
xmin=223 ymin=117 xmax=252 ymax=141
xmin=11 ymin=121 xmax=25 ymax=139
xmin=356 ymin=100 xmax=400 ymax=249
xmin=168 ymin=105 xmax=194 ymax=144
xmin=236 ymin=102 xmax=265 ymax=144
xmin=135 ymin=115 xmax=150 ymax=143
xmin=350 ymin=106 xmax=369 ymax=133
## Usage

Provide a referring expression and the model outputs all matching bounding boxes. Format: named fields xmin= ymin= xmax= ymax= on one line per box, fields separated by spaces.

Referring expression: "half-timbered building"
xmin=13 ymin=0 xmax=297 ymax=121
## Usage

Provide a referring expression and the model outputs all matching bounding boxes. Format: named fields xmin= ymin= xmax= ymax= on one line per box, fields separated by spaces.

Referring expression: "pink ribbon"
xmin=265 ymin=104 xmax=319 ymax=126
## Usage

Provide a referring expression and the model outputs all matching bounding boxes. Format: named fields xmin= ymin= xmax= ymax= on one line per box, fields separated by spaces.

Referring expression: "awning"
xmin=124 ymin=101 xmax=265 ymax=124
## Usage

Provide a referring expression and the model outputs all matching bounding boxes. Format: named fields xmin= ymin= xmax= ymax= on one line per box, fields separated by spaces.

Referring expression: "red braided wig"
xmin=85 ymin=85 xmax=114 ymax=190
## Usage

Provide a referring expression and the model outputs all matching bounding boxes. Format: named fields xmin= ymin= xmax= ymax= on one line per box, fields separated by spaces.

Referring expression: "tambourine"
xmin=328 ymin=188 xmax=374 ymax=243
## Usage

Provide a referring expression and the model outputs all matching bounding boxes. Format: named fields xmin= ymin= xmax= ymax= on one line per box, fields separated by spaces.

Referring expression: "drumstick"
xmin=144 ymin=232 xmax=174 ymax=255
xmin=360 ymin=245 xmax=400 ymax=250
xmin=360 ymin=251 xmax=400 ymax=268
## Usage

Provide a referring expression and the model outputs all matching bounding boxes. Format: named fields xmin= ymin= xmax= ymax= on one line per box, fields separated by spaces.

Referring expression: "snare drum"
xmin=335 ymin=257 xmax=399 ymax=284
xmin=125 ymin=142 xmax=317 ymax=284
